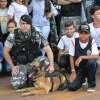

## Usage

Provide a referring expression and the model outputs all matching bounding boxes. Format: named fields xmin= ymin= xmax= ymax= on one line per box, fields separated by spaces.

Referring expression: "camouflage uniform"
xmin=4 ymin=27 xmax=49 ymax=89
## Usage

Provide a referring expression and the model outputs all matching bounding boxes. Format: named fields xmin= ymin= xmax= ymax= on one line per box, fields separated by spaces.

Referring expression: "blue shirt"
xmin=28 ymin=0 xmax=58 ymax=27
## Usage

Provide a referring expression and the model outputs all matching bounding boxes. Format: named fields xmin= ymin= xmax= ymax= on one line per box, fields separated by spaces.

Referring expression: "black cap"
xmin=20 ymin=14 xmax=32 ymax=25
xmin=78 ymin=23 xmax=90 ymax=34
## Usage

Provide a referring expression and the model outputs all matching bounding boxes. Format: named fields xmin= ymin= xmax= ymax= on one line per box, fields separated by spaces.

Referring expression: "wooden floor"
xmin=0 ymin=73 xmax=100 ymax=100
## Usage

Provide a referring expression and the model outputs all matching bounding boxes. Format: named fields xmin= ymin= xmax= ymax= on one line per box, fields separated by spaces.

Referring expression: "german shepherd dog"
xmin=16 ymin=57 xmax=69 ymax=96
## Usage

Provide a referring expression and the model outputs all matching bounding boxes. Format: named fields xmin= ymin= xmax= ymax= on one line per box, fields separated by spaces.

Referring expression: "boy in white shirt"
xmin=57 ymin=21 xmax=79 ymax=73
xmin=68 ymin=23 xmax=99 ymax=92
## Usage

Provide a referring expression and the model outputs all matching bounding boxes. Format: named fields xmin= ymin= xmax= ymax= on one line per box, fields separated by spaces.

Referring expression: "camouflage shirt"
xmin=4 ymin=27 xmax=49 ymax=49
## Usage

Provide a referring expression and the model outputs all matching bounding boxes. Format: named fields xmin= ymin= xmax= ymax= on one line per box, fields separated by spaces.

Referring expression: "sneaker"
xmin=87 ymin=87 xmax=96 ymax=92
xmin=82 ymin=79 xmax=88 ymax=91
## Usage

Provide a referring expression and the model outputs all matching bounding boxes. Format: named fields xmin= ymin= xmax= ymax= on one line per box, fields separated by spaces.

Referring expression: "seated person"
xmin=68 ymin=23 xmax=99 ymax=92
xmin=57 ymin=21 xmax=79 ymax=73
xmin=3 ymin=14 xmax=54 ymax=89
xmin=2 ymin=19 xmax=17 ymax=44
xmin=1 ymin=19 xmax=17 ymax=73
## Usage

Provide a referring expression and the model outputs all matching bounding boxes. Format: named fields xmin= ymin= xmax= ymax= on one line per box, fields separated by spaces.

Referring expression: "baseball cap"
xmin=78 ymin=23 xmax=90 ymax=34
xmin=20 ymin=14 xmax=32 ymax=25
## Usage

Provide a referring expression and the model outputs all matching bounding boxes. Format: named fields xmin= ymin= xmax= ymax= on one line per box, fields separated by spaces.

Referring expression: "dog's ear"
xmin=30 ymin=59 xmax=40 ymax=68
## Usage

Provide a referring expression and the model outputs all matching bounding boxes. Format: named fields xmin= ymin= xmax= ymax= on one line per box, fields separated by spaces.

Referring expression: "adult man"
xmin=3 ymin=14 xmax=54 ymax=89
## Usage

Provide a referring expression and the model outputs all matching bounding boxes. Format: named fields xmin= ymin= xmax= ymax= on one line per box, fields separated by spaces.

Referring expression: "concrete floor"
xmin=0 ymin=73 xmax=100 ymax=100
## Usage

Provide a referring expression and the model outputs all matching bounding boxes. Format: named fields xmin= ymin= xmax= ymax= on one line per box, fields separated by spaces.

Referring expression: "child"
xmin=68 ymin=23 xmax=99 ymax=92
xmin=2 ymin=19 xmax=17 ymax=43
xmin=0 ymin=0 xmax=8 ymax=34
xmin=7 ymin=0 xmax=28 ymax=27
xmin=2 ymin=19 xmax=17 ymax=73
xmin=57 ymin=21 xmax=79 ymax=73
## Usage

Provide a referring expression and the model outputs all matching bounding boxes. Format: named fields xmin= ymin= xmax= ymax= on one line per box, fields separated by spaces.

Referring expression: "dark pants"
xmin=58 ymin=54 xmax=71 ymax=74
xmin=68 ymin=60 xmax=97 ymax=91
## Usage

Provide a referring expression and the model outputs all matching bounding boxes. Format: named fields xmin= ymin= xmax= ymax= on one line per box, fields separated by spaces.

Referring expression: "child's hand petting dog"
xmin=75 ymin=56 xmax=82 ymax=67
xmin=69 ymin=71 xmax=77 ymax=82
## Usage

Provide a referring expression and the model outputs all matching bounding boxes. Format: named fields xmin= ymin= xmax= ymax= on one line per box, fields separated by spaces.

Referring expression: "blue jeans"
xmin=68 ymin=60 xmax=96 ymax=91
xmin=34 ymin=26 xmax=50 ymax=40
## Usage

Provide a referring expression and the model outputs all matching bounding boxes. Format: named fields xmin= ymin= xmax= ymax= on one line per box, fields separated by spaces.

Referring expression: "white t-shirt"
xmin=0 ymin=8 xmax=8 ymax=17
xmin=89 ymin=23 xmax=100 ymax=47
xmin=7 ymin=2 xmax=28 ymax=27
xmin=57 ymin=32 xmax=79 ymax=54
xmin=69 ymin=38 xmax=99 ymax=57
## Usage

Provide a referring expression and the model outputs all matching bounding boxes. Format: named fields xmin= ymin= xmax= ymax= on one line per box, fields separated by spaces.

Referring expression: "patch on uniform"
xmin=87 ymin=49 xmax=91 ymax=56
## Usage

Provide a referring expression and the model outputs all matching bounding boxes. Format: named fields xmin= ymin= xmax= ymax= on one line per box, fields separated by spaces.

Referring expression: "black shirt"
xmin=61 ymin=3 xmax=81 ymax=17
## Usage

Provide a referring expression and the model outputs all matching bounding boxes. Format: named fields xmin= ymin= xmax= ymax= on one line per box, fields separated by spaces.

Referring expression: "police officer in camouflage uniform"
xmin=3 ymin=14 xmax=54 ymax=89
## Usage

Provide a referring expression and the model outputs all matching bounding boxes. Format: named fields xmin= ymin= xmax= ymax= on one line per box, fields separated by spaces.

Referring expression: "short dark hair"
xmin=20 ymin=14 xmax=32 ymax=25
xmin=65 ymin=21 xmax=75 ymax=28
xmin=90 ymin=6 xmax=100 ymax=15
xmin=7 ymin=19 xmax=17 ymax=27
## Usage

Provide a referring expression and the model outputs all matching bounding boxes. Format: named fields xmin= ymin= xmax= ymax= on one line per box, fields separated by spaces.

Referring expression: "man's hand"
xmin=44 ymin=45 xmax=54 ymax=73
xmin=47 ymin=65 xmax=54 ymax=73
xmin=69 ymin=71 xmax=76 ymax=82
xmin=12 ymin=65 xmax=19 ymax=75
xmin=75 ymin=56 xmax=82 ymax=66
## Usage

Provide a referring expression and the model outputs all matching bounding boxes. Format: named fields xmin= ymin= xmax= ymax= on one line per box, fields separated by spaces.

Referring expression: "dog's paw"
xmin=21 ymin=92 xmax=33 ymax=96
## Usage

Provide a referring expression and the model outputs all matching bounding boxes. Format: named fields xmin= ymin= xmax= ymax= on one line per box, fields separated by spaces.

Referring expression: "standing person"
xmin=84 ymin=0 xmax=95 ymax=23
xmin=28 ymin=0 xmax=58 ymax=40
xmin=57 ymin=21 xmax=79 ymax=72
xmin=68 ymin=23 xmax=99 ymax=92
xmin=3 ymin=15 xmax=54 ymax=89
xmin=28 ymin=0 xmax=58 ymax=57
xmin=0 ymin=0 xmax=9 ymax=34
xmin=7 ymin=0 xmax=28 ymax=27
xmin=89 ymin=6 xmax=100 ymax=50
xmin=58 ymin=0 xmax=82 ymax=36
xmin=94 ymin=0 xmax=100 ymax=6
xmin=51 ymin=0 xmax=61 ymax=37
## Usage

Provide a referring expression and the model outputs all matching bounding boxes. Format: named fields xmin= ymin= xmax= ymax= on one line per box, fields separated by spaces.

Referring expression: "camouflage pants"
xmin=11 ymin=56 xmax=49 ymax=89
xmin=60 ymin=16 xmax=81 ymax=37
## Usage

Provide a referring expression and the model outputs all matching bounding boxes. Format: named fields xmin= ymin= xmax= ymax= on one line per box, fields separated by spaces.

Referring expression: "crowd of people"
xmin=0 ymin=0 xmax=100 ymax=92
